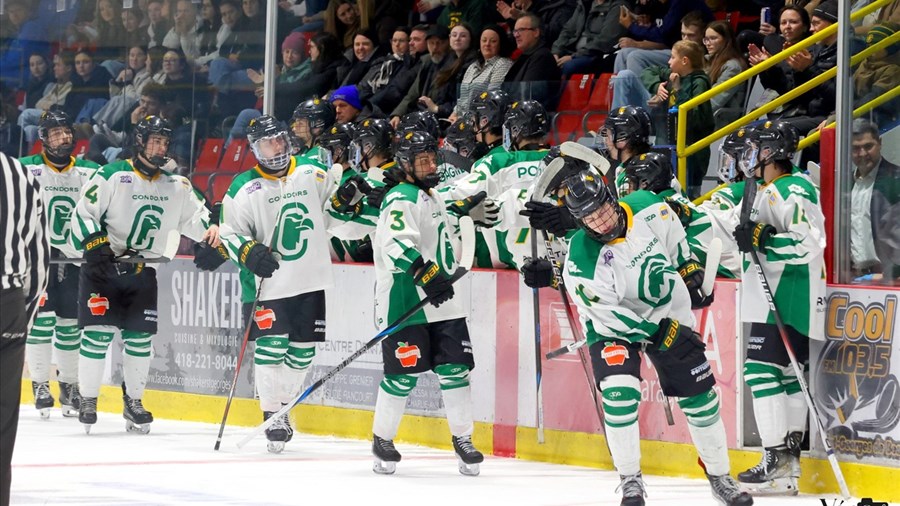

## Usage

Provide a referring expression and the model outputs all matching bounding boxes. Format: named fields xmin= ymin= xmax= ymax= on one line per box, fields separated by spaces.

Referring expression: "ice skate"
xmin=372 ymin=434 xmax=401 ymax=474
xmin=452 ymin=435 xmax=483 ymax=476
xmin=32 ymin=381 xmax=54 ymax=419
xmin=737 ymin=447 xmax=798 ymax=495
xmin=280 ymin=408 xmax=293 ymax=443
xmin=79 ymin=397 xmax=97 ymax=434
xmin=616 ymin=472 xmax=647 ymax=506
xmin=785 ymin=431 xmax=803 ymax=478
xmin=122 ymin=388 xmax=153 ymax=434
xmin=707 ymin=473 xmax=754 ymax=505
xmin=58 ymin=381 xmax=81 ymax=417
xmin=263 ymin=411 xmax=289 ymax=453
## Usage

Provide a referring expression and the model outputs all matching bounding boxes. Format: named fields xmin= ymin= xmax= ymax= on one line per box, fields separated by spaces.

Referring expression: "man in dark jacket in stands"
xmin=389 ymin=25 xmax=454 ymax=126
xmin=504 ymin=14 xmax=561 ymax=106
xmin=551 ymin=0 xmax=629 ymax=76
xmin=495 ymin=0 xmax=577 ymax=47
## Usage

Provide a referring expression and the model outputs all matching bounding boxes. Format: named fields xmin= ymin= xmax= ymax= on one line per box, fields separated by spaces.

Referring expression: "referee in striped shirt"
xmin=1 ymin=150 xmax=49 ymax=506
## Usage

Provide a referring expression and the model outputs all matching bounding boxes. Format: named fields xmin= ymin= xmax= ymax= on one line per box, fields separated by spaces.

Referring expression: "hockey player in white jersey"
xmin=218 ymin=115 xmax=337 ymax=453
xmin=370 ymin=131 xmax=484 ymax=476
xmin=527 ymin=172 xmax=752 ymax=506
xmin=71 ymin=116 xmax=217 ymax=433
xmin=20 ymin=110 xmax=100 ymax=418
xmin=730 ymin=121 xmax=826 ymax=495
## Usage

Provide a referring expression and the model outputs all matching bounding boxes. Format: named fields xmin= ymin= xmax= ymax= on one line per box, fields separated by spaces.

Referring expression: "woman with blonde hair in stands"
xmin=324 ymin=0 xmax=372 ymax=50
xmin=703 ymin=20 xmax=747 ymax=127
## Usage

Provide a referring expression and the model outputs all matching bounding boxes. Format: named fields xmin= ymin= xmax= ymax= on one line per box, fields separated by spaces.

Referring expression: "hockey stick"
xmin=236 ymin=217 xmax=477 ymax=449
xmin=559 ymin=142 xmax=611 ymax=176
xmin=530 ymin=227 xmax=545 ymax=444
xmin=52 ymin=230 xmax=182 ymax=264
xmin=739 ymin=180 xmax=851 ymax=499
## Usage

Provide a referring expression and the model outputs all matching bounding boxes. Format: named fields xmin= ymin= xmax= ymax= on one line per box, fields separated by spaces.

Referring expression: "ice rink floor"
xmin=11 ymin=405 xmax=824 ymax=506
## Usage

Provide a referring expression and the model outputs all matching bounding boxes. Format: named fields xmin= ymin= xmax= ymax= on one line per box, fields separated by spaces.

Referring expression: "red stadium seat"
xmin=210 ymin=173 xmax=234 ymax=203
xmin=191 ymin=172 xmax=214 ymax=198
xmin=218 ymin=139 xmax=248 ymax=172
xmin=73 ymin=140 xmax=89 ymax=158
xmin=240 ymin=147 xmax=258 ymax=170
xmin=195 ymin=138 xmax=224 ymax=173
xmin=30 ymin=140 xmax=43 ymax=155
xmin=552 ymin=112 xmax=583 ymax=144
xmin=583 ymin=73 xmax=613 ymax=134
xmin=556 ymin=74 xmax=594 ymax=113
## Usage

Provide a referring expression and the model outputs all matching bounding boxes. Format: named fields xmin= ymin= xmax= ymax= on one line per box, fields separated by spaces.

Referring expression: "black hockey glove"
xmin=520 ymin=201 xmax=577 ymax=237
xmin=114 ymin=249 xmax=146 ymax=276
xmin=367 ymin=168 xmax=404 ymax=209
xmin=664 ymin=198 xmax=693 ymax=227
xmin=410 ymin=258 xmax=454 ymax=307
xmin=521 ymin=258 xmax=557 ymax=289
xmin=651 ymin=318 xmax=704 ymax=357
xmin=238 ymin=240 xmax=279 ymax=278
xmin=82 ymin=232 xmax=117 ymax=281
xmin=447 ymin=191 xmax=500 ymax=228
xmin=331 ymin=175 xmax=372 ymax=216
xmin=193 ymin=241 xmax=229 ymax=271
xmin=734 ymin=221 xmax=776 ymax=254
xmin=678 ymin=260 xmax=713 ymax=309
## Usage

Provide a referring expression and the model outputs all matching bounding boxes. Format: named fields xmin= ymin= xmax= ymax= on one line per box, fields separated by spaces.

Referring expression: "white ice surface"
xmin=11 ymin=406 xmax=829 ymax=506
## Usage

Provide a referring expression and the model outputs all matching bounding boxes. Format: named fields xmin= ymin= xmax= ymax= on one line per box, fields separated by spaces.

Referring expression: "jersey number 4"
xmin=85 ymin=185 xmax=99 ymax=205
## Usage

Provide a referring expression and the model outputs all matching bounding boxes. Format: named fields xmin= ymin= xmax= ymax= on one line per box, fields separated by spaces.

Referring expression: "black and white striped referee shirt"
xmin=0 ymin=150 xmax=49 ymax=327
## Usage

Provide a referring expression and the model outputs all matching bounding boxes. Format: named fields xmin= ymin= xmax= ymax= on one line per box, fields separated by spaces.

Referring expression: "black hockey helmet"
xmin=134 ymin=115 xmax=173 ymax=170
xmin=623 ymin=151 xmax=674 ymax=195
xmin=444 ymin=115 xmax=484 ymax=160
xmin=470 ymin=89 xmax=511 ymax=135
xmin=717 ymin=126 xmax=752 ymax=182
xmin=397 ymin=110 xmax=440 ymax=140
xmin=38 ymin=109 xmax=75 ymax=160
xmin=603 ymin=105 xmax=652 ymax=144
xmin=564 ymin=172 xmax=625 ymax=243
xmin=750 ymin=120 xmax=799 ymax=162
xmin=395 ymin=130 xmax=440 ymax=189
xmin=292 ymin=97 xmax=336 ymax=141
xmin=352 ymin=118 xmax=394 ymax=169
xmin=503 ymin=100 xmax=549 ymax=150
xmin=246 ymin=114 xmax=292 ymax=174
xmin=318 ymin=122 xmax=357 ymax=167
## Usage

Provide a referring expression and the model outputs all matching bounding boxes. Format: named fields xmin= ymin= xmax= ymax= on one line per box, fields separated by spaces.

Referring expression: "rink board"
xmin=21 ymin=260 xmax=900 ymax=500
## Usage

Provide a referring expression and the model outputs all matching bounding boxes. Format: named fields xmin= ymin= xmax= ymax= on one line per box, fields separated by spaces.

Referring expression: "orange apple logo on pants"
xmin=395 ymin=342 xmax=421 ymax=368
xmin=601 ymin=343 xmax=629 ymax=366
xmin=88 ymin=293 xmax=109 ymax=316
xmin=254 ymin=306 xmax=276 ymax=330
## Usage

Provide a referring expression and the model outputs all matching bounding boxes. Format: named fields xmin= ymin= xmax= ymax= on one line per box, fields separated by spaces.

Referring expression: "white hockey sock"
xmin=783 ymin=364 xmax=808 ymax=433
xmin=600 ymin=375 xmax=642 ymax=476
xmin=256 ymin=364 xmax=281 ymax=413
xmin=54 ymin=318 xmax=81 ymax=384
xmin=79 ymin=325 xmax=118 ymax=398
xmin=279 ymin=343 xmax=316 ymax=404
xmin=441 ymin=384 xmax=475 ymax=437
xmin=122 ymin=331 xmax=153 ymax=399
xmin=373 ymin=387 xmax=410 ymax=441
xmin=687 ymin=417 xmax=730 ymax=476
xmin=26 ymin=312 xmax=56 ymax=383
xmin=753 ymin=392 xmax=788 ymax=447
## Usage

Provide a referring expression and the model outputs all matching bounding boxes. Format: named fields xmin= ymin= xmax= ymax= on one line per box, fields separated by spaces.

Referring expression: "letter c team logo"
xmin=395 ymin=342 xmax=421 ymax=368
xmin=601 ymin=343 xmax=629 ymax=366
xmin=254 ymin=306 xmax=276 ymax=330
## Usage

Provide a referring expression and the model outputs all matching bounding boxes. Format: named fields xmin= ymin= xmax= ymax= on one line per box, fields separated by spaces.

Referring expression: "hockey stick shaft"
xmin=530 ymin=229 xmax=545 ymax=444
xmin=739 ymin=181 xmax=850 ymax=498
xmin=236 ymin=268 xmax=470 ymax=449
xmin=50 ymin=257 xmax=171 ymax=264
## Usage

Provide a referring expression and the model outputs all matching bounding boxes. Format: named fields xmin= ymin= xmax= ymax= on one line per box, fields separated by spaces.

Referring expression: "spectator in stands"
xmin=326 ymin=0 xmax=367 ymax=50
xmin=369 ymin=24 xmax=433 ymax=117
xmin=423 ymin=23 xmax=478 ymax=119
xmin=0 ymin=84 xmax=22 ymax=153
xmin=702 ymin=20 xmax=747 ymax=128
xmin=68 ymin=50 xmax=114 ymax=135
xmin=739 ymin=5 xmax=811 ymax=64
xmin=146 ymin=0 xmax=173 ymax=48
xmin=850 ymin=118 xmax=900 ymax=280
xmin=359 ymin=27 xmax=413 ymax=113
xmin=18 ymin=51 xmax=75 ymax=144
xmin=123 ymin=8 xmax=151 ymax=50
xmin=290 ymin=0 xmax=330 ymax=34
xmin=853 ymin=22 xmax=899 ymax=126
xmin=331 ymin=85 xmax=365 ymax=123
xmin=0 ymin=0 xmax=51 ymax=88
xmin=389 ymin=24 xmax=455 ymax=124
xmin=615 ymin=0 xmax=712 ymax=75
xmin=94 ymin=45 xmax=157 ymax=132
xmin=160 ymin=48 xmax=208 ymax=117
xmin=242 ymin=0 xmax=267 ymax=31
xmin=450 ymin=24 xmax=513 ymax=121
xmin=505 ymin=13 xmax=561 ymax=105
xmin=495 ymin=0 xmax=577 ymax=45
xmin=93 ymin=0 xmax=128 ymax=72
xmin=196 ymin=0 xmax=224 ymax=67
xmin=164 ymin=0 xmax=203 ymax=63
xmin=208 ymin=0 xmax=265 ymax=115
xmin=551 ymin=0 xmax=628 ymax=77
xmin=340 ymin=29 xmax=384 ymax=86
xmin=24 ymin=54 xmax=52 ymax=110
xmin=246 ymin=32 xmax=313 ymax=122
xmin=86 ymin=82 xmax=167 ymax=164
xmin=437 ymin=0 xmax=496 ymax=35
xmin=198 ymin=0 xmax=239 ymax=70
xmin=641 ymin=40 xmax=713 ymax=198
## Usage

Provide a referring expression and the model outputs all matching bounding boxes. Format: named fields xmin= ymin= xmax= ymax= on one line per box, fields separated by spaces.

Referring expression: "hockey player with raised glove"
xmin=370 ymin=130 xmax=484 ymax=477
xmin=559 ymin=172 xmax=752 ymax=506
xmin=446 ymin=191 xmax=499 ymax=228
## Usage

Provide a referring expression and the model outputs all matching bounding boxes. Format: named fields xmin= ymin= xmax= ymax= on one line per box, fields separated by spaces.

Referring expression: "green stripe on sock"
xmin=434 ymin=363 xmax=470 ymax=390
xmin=380 ymin=374 xmax=418 ymax=397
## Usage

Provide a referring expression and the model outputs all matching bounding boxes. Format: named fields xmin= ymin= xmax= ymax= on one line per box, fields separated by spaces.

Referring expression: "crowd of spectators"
xmin=0 ymin=0 xmax=897 ymax=182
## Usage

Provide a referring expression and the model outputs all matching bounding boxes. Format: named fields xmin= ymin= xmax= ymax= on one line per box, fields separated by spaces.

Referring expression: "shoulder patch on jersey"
xmin=119 ymin=174 xmax=133 ymax=183
xmin=226 ymin=169 xmax=263 ymax=199
xmin=245 ymin=180 xmax=262 ymax=195
xmin=31 ymin=167 xmax=42 ymax=176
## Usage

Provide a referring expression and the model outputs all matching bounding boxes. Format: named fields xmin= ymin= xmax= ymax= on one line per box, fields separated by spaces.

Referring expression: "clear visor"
xmin=250 ymin=131 xmax=291 ymax=171
xmin=502 ymin=124 xmax=512 ymax=151
xmin=738 ymin=141 xmax=760 ymax=178
xmin=717 ymin=148 xmax=738 ymax=182
xmin=349 ymin=140 xmax=362 ymax=169
xmin=318 ymin=147 xmax=333 ymax=168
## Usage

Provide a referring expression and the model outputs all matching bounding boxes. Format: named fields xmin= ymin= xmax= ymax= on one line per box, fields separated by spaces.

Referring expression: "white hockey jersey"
xmin=219 ymin=157 xmax=338 ymax=302
xmin=563 ymin=190 xmax=695 ymax=345
xmin=20 ymin=154 xmax=99 ymax=258
xmin=72 ymin=160 xmax=210 ymax=257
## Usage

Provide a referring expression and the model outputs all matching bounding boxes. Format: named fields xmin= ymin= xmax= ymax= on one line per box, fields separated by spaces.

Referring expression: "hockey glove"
xmin=193 ymin=241 xmax=229 ymax=271
xmin=410 ymin=258 xmax=454 ymax=307
xmin=652 ymin=318 xmax=704 ymax=357
xmin=331 ymin=175 xmax=372 ymax=216
xmin=664 ymin=198 xmax=693 ymax=227
xmin=520 ymin=201 xmax=577 ymax=237
xmin=447 ymin=191 xmax=500 ymax=228
xmin=678 ymin=260 xmax=713 ymax=308
xmin=238 ymin=240 xmax=279 ymax=278
xmin=367 ymin=168 xmax=404 ymax=209
xmin=733 ymin=221 xmax=776 ymax=254
xmin=82 ymin=232 xmax=117 ymax=281
xmin=521 ymin=258 xmax=557 ymax=289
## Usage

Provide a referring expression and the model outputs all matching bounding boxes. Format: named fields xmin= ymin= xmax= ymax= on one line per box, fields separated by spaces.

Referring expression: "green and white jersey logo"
xmin=637 ymin=253 xmax=677 ymax=307
xmin=274 ymin=203 xmax=315 ymax=260
xmin=127 ymin=204 xmax=164 ymax=250
xmin=47 ymin=195 xmax=76 ymax=247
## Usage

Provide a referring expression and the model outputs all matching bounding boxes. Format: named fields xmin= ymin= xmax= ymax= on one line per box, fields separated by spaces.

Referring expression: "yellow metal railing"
xmin=673 ymin=0 xmax=893 ymax=188
xmin=798 ymin=84 xmax=900 ymax=150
